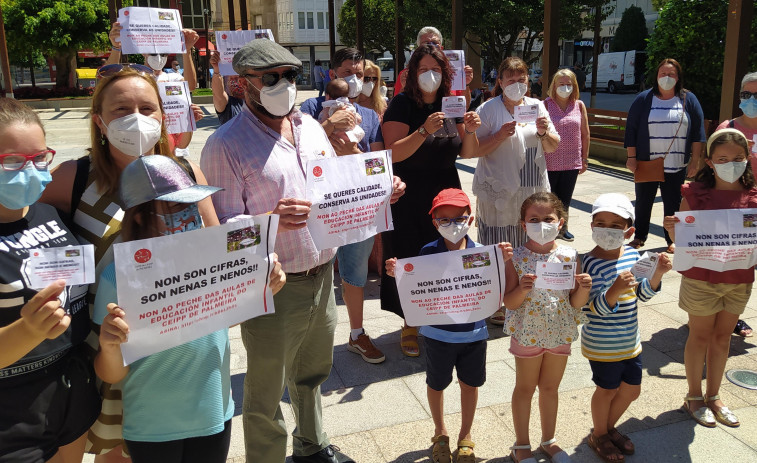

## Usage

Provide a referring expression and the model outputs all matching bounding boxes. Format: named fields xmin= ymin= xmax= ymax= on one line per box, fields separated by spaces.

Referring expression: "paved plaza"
xmin=38 ymin=91 xmax=757 ymax=462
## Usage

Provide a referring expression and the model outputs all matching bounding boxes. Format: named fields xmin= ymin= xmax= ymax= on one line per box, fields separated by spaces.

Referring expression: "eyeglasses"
xmin=97 ymin=63 xmax=154 ymax=79
xmin=433 ymin=215 xmax=469 ymax=227
xmin=424 ymin=42 xmax=442 ymax=48
xmin=242 ymin=69 xmax=299 ymax=87
xmin=740 ymin=91 xmax=757 ymax=100
xmin=363 ymin=76 xmax=379 ymax=83
xmin=0 ymin=149 xmax=55 ymax=171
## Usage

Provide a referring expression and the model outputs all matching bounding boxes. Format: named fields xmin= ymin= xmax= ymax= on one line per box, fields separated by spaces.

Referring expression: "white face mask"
xmin=146 ymin=54 xmax=167 ymax=71
xmin=101 ymin=113 xmax=162 ymax=157
xmin=259 ymin=79 xmax=297 ymax=117
xmin=556 ymin=85 xmax=573 ymax=99
xmin=379 ymin=85 xmax=388 ymax=99
xmin=592 ymin=227 xmax=627 ymax=251
xmin=437 ymin=221 xmax=470 ymax=245
xmin=657 ymin=76 xmax=676 ymax=91
xmin=343 ymin=74 xmax=363 ymax=98
xmin=525 ymin=222 xmax=560 ymax=245
xmin=712 ymin=161 xmax=748 ymax=183
xmin=504 ymin=82 xmax=528 ymax=101
xmin=418 ymin=70 xmax=442 ymax=93
xmin=361 ymin=81 xmax=375 ymax=97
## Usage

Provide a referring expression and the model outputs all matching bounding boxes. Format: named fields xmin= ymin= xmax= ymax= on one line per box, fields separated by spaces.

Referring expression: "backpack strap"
xmin=729 ymin=119 xmax=736 ymax=128
xmin=70 ymin=156 xmax=91 ymax=220
xmin=175 ymin=156 xmax=197 ymax=182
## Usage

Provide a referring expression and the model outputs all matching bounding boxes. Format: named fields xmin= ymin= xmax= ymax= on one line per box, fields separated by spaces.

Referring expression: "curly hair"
xmin=403 ymin=44 xmax=453 ymax=107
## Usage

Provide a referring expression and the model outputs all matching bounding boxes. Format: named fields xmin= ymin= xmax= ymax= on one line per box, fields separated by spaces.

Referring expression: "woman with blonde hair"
xmin=357 ymin=59 xmax=388 ymax=119
xmin=543 ymin=68 xmax=590 ymax=241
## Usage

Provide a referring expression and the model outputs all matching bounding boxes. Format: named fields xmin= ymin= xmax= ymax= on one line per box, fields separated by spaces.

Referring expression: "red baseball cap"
xmin=429 ymin=188 xmax=471 ymax=215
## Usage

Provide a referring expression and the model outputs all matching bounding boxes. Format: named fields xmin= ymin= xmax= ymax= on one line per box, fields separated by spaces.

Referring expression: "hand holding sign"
xmin=519 ymin=273 xmax=537 ymax=292
xmin=442 ymin=96 xmax=466 ymax=119
xmin=612 ymin=270 xmax=639 ymax=292
xmin=20 ymin=280 xmax=69 ymax=341
xmin=273 ymin=198 xmax=311 ymax=231
xmin=631 ymin=252 xmax=659 ymax=281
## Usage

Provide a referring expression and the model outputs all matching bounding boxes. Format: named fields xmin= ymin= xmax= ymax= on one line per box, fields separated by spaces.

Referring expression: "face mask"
xmin=739 ymin=98 xmax=757 ymax=118
xmin=361 ymin=81 xmax=375 ymax=97
xmin=504 ymin=82 xmax=528 ymax=101
xmin=157 ymin=203 xmax=203 ymax=236
xmin=525 ymin=222 xmax=560 ymax=245
xmin=0 ymin=164 xmax=52 ymax=210
xmin=101 ymin=113 xmax=162 ymax=157
xmin=712 ymin=160 xmax=748 ymax=183
xmin=556 ymin=85 xmax=573 ymax=99
xmin=592 ymin=227 xmax=627 ymax=251
xmin=437 ymin=221 xmax=470 ymax=245
xmin=343 ymin=74 xmax=363 ymax=98
xmin=259 ymin=79 xmax=297 ymax=117
xmin=146 ymin=54 xmax=167 ymax=71
xmin=418 ymin=70 xmax=442 ymax=93
xmin=379 ymin=85 xmax=387 ymax=99
xmin=657 ymin=76 xmax=676 ymax=91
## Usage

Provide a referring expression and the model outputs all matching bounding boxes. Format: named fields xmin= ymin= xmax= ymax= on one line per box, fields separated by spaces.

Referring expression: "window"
xmin=325 ymin=13 xmax=329 ymax=30
xmin=307 ymin=12 xmax=314 ymax=29
xmin=298 ymin=12 xmax=305 ymax=29
xmin=180 ymin=0 xmax=204 ymax=29
xmin=317 ymin=12 xmax=324 ymax=29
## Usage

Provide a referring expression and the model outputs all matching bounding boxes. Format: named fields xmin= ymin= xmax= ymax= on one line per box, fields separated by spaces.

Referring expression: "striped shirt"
xmin=201 ymin=104 xmax=337 ymax=273
xmin=648 ymin=96 xmax=689 ymax=172
xmin=581 ymin=245 xmax=658 ymax=361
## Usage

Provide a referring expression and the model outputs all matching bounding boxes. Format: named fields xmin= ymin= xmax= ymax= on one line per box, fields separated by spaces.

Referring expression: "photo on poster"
xmin=365 ymin=157 xmax=385 ymax=175
xmin=158 ymin=11 xmax=174 ymax=20
xmin=743 ymin=213 xmax=757 ymax=227
xmin=164 ymin=85 xmax=183 ymax=96
xmin=227 ymin=226 xmax=261 ymax=252
xmin=65 ymin=249 xmax=81 ymax=257
xmin=462 ymin=252 xmax=491 ymax=269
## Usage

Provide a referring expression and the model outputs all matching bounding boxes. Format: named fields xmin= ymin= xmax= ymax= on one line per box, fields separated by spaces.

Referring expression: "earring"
xmin=100 ymin=134 xmax=106 ymax=146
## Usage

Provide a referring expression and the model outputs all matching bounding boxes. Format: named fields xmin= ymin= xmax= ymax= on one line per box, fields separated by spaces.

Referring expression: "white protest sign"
xmin=158 ymin=81 xmax=195 ymax=135
xmin=752 ymin=135 xmax=757 ymax=154
xmin=673 ymin=208 xmax=757 ymax=272
xmin=28 ymin=245 xmax=95 ymax=289
xmin=515 ymin=104 xmax=539 ymax=124
xmin=631 ymin=252 xmax=659 ymax=281
xmin=306 ymin=150 xmax=394 ymax=249
xmin=534 ymin=261 xmax=575 ymax=290
xmin=215 ymin=30 xmax=275 ymax=76
xmin=114 ymin=215 xmax=278 ymax=365
xmin=444 ymin=50 xmax=466 ymax=91
xmin=442 ymin=96 xmax=466 ymax=119
xmin=118 ymin=7 xmax=185 ymax=55
xmin=394 ymin=245 xmax=506 ymax=326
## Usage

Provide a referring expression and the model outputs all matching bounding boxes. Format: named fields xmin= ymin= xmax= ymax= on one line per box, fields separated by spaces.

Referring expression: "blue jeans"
xmin=315 ymin=81 xmax=324 ymax=98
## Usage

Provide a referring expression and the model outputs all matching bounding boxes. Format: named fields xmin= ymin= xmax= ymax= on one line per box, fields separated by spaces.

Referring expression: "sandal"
xmin=455 ymin=439 xmax=476 ymax=463
xmin=539 ymin=438 xmax=572 ymax=463
xmin=509 ymin=443 xmax=537 ymax=463
xmin=430 ymin=435 xmax=451 ymax=463
xmin=489 ymin=308 xmax=506 ymax=325
xmin=607 ymin=428 xmax=634 ymax=455
xmin=706 ymin=395 xmax=740 ymax=427
xmin=682 ymin=395 xmax=716 ymax=427
xmin=734 ymin=319 xmax=754 ymax=337
xmin=400 ymin=326 xmax=420 ymax=357
xmin=628 ymin=238 xmax=644 ymax=249
xmin=587 ymin=432 xmax=624 ymax=462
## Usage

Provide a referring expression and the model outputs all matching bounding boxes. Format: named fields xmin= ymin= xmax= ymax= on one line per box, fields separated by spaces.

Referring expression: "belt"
xmin=289 ymin=262 xmax=330 ymax=277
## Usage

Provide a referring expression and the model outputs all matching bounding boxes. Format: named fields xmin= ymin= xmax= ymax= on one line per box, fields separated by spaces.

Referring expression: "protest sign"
xmin=215 ymin=30 xmax=275 ymax=75
xmin=631 ymin=252 xmax=659 ymax=281
xmin=534 ymin=261 xmax=575 ymax=290
xmin=442 ymin=96 xmax=467 ymax=119
xmin=158 ymin=81 xmax=195 ymax=134
xmin=118 ymin=7 xmax=185 ymax=55
xmin=515 ymin=104 xmax=539 ymax=124
xmin=28 ymin=245 xmax=95 ymax=289
xmin=444 ymin=50 xmax=466 ymax=91
xmin=306 ymin=150 xmax=394 ymax=249
xmin=673 ymin=208 xmax=757 ymax=272
xmin=394 ymin=245 xmax=506 ymax=326
xmin=114 ymin=214 xmax=278 ymax=364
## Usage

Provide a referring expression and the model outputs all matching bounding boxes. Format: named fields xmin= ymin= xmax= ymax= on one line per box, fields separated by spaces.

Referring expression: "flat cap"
xmin=232 ymin=39 xmax=302 ymax=73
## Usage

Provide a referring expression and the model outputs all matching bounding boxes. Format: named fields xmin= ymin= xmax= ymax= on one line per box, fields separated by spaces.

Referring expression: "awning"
xmin=195 ymin=37 xmax=216 ymax=57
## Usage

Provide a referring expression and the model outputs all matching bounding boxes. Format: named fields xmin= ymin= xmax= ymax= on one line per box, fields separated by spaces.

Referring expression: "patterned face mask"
xmin=156 ymin=203 xmax=203 ymax=236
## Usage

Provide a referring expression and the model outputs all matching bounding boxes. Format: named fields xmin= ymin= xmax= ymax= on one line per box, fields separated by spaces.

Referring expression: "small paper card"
xmin=752 ymin=135 xmax=757 ymax=153
xmin=631 ymin=252 xmax=659 ymax=281
xmin=442 ymin=96 xmax=466 ymax=119
xmin=534 ymin=261 xmax=575 ymax=290
xmin=514 ymin=104 xmax=539 ymax=124
xmin=28 ymin=245 xmax=96 ymax=289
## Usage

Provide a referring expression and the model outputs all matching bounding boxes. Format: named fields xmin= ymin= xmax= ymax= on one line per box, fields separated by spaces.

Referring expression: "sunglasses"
xmin=363 ymin=76 xmax=379 ymax=83
xmin=242 ymin=69 xmax=299 ymax=87
xmin=0 ymin=149 xmax=55 ymax=171
xmin=740 ymin=91 xmax=757 ymax=100
xmin=97 ymin=63 xmax=154 ymax=79
xmin=424 ymin=42 xmax=442 ymax=48
xmin=433 ymin=216 xmax=470 ymax=227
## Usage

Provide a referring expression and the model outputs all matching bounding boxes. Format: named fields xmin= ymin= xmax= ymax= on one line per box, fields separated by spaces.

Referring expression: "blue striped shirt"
xmin=581 ymin=246 xmax=658 ymax=361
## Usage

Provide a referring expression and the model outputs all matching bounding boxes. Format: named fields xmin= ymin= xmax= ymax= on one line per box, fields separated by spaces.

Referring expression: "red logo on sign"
xmin=134 ymin=249 xmax=152 ymax=263
xmin=221 ymin=34 xmax=227 ymax=40
xmin=124 ymin=10 xmax=129 ymax=16
xmin=685 ymin=215 xmax=695 ymax=224
xmin=404 ymin=263 xmax=414 ymax=272
xmin=313 ymin=166 xmax=323 ymax=177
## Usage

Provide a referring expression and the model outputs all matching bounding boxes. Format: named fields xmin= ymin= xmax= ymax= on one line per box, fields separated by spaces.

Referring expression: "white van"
xmin=586 ymin=50 xmax=646 ymax=93
xmin=377 ymin=58 xmax=395 ymax=84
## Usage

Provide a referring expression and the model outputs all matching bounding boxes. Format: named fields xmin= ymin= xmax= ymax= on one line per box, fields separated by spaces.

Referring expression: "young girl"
xmin=664 ymin=128 xmax=757 ymax=429
xmin=503 ymin=192 xmax=592 ymax=463
xmin=93 ymin=155 xmax=285 ymax=463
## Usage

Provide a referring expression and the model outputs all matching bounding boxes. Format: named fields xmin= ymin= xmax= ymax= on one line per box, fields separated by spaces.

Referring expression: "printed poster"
xmin=534 ymin=261 xmax=575 ymax=290
xmin=113 ymin=215 xmax=278 ymax=364
xmin=306 ymin=150 xmax=394 ymax=249
xmin=394 ymin=245 xmax=506 ymax=326
xmin=673 ymin=208 xmax=757 ymax=272
xmin=27 ymin=245 xmax=96 ymax=289
xmin=215 ymin=30 xmax=275 ymax=76
xmin=158 ymin=81 xmax=196 ymax=134
xmin=444 ymin=50 xmax=466 ymax=91
xmin=118 ymin=7 xmax=186 ymax=55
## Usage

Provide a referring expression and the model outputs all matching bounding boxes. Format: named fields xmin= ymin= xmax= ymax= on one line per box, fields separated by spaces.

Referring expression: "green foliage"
xmin=610 ymin=6 xmax=649 ymax=52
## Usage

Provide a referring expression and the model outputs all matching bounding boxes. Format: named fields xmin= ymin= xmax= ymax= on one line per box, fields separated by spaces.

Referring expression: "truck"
xmin=377 ymin=57 xmax=395 ymax=84
xmin=585 ymin=50 xmax=646 ymax=93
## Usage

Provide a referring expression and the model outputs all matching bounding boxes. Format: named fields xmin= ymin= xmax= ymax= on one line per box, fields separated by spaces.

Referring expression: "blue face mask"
xmin=739 ymin=97 xmax=757 ymax=118
xmin=0 ymin=164 xmax=52 ymax=210
xmin=156 ymin=203 xmax=203 ymax=236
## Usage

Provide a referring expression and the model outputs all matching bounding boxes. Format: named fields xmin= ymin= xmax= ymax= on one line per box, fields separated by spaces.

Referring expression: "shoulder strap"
xmin=175 ymin=156 xmax=197 ymax=182
xmin=729 ymin=119 xmax=736 ymax=128
xmin=71 ymin=156 xmax=91 ymax=219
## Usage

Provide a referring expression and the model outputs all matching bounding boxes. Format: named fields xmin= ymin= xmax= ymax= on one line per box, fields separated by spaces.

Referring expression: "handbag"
xmin=633 ymin=92 xmax=687 ymax=184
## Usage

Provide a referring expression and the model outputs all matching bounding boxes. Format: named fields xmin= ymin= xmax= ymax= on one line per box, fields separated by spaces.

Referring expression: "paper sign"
xmin=443 ymin=50 xmax=466 ymax=91
xmin=442 ymin=96 xmax=466 ymax=119
xmin=395 ymin=245 xmax=506 ymax=326
xmin=113 ymin=215 xmax=278 ymax=364
xmin=27 ymin=245 xmax=95 ymax=289
xmin=631 ymin=252 xmax=659 ymax=280
xmin=534 ymin=261 xmax=575 ymax=290
xmin=158 ymin=81 xmax=196 ymax=134
xmin=118 ymin=7 xmax=185 ymax=55
xmin=306 ymin=150 xmax=394 ymax=249
xmin=215 ymin=30 xmax=275 ymax=76
xmin=673 ymin=208 xmax=757 ymax=272
xmin=514 ymin=104 xmax=539 ymax=124
xmin=752 ymin=135 xmax=757 ymax=153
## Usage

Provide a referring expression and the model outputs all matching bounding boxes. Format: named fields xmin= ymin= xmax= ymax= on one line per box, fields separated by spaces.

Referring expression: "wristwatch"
xmin=418 ymin=126 xmax=428 ymax=136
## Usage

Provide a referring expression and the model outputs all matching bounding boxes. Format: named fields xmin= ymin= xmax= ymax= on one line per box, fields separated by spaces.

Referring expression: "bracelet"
xmin=112 ymin=46 xmax=121 ymax=52
xmin=627 ymin=156 xmax=636 ymax=159
xmin=464 ymin=128 xmax=476 ymax=135
xmin=536 ymin=131 xmax=546 ymax=139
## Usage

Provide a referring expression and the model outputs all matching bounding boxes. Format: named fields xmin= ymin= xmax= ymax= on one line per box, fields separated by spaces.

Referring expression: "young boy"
xmin=582 ymin=193 xmax=672 ymax=462
xmin=386 ymin=188 xmax=513 ymax=463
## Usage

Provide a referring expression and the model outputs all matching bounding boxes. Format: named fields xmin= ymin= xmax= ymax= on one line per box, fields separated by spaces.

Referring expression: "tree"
xmin=1 ymin=0 xmax=110 ymax=87
xmin=610 ymin=5 xmax=649 ymax=52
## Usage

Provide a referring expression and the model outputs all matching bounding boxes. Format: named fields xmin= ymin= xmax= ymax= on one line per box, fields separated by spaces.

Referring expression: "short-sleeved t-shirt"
xmin=156 ymin=72 xmax=184 ymax=83
xmin=217 ymin=96 xmax=245 ymax=126
xmin=300 ymin=96 xmax=384 ymax=153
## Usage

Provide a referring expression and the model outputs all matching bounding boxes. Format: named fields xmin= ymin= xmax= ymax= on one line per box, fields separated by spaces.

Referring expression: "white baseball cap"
xmin=592 ymin=193 xmax=635 ymax=222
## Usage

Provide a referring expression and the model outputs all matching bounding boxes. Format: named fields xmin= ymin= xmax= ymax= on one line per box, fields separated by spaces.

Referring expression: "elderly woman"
xmin=357 ymin=59 xmax=388 ymax=120
xmin=380 ymin=44 xmax=481 ymax=357
xmin=544 ymin=69 xmax=590 ymax=241
xmin=625 ymin=58 xmax=706 ymax=253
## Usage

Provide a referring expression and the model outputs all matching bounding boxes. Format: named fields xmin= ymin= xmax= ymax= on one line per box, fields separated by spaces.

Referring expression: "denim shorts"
xmin=336 ymin=236 xmax=375 ymax=287
xmin=589 ymin=355 xmax=643 ymax=390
